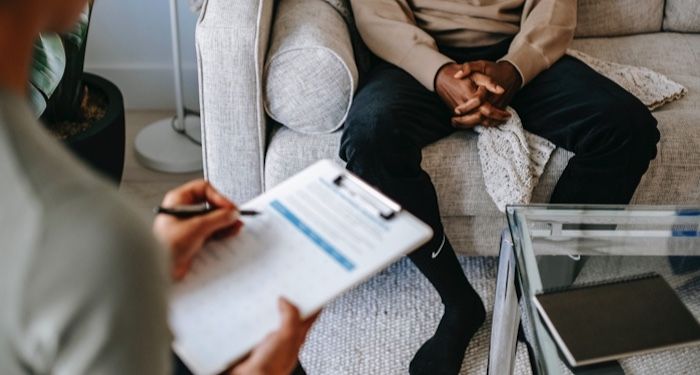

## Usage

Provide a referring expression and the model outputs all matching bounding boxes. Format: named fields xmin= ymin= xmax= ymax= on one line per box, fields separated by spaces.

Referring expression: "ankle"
xmin=409 ymin=300 xmax=486 ymax=375
xmin=444 ymin=292 xmax=484 ymax=314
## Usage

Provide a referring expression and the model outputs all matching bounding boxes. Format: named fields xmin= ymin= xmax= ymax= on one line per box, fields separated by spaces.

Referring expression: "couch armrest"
xmin=196 ymin=0 xmax=274 ymax=203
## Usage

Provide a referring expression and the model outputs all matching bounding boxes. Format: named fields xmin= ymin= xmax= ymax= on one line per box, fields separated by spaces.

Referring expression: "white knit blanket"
xmin=479 ymin=50 xmax=687 ymax=212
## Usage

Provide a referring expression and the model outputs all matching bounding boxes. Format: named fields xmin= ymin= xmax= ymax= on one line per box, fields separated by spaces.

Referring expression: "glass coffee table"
xmin=488 ymin=205 xmax=700 ymax=375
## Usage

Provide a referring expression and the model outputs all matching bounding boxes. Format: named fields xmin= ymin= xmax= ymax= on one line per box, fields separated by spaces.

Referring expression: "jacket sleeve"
xmin=350 ymin=0 xmax=454 ymax=91
xmin=500 ymin=0 xmax=577 ymax=86
xmin=20 ymin=192 xmax=172 ymax=375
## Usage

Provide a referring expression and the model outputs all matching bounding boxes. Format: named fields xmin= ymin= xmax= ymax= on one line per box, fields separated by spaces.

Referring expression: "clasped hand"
xmin=435 ymin=60 xmax=522 ymax=129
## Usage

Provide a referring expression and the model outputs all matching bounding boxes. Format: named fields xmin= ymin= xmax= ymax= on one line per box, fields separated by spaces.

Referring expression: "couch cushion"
xmin=664 ymin=0 xmax=700 ymax=32
xmin=634 ymin=111 xmax=700 ymax=205
xmin=571 ymin=33 xmax=700 ymax=78
xmin=575 ymin=0 xmax=663 ymax=37
xmin=265 ymin=124 xmax=573 ymax=217
xmin=265 ymin=33 xmax=700 ymax=220
xmin=571 ymin=33 xmax=700 ymax=113
xmin=264 ymin=0 xmax=357 ymax=135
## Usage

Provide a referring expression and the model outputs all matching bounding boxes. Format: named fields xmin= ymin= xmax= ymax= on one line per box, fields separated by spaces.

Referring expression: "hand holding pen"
xmin=153 ymin=179 xmax=251 ymax=280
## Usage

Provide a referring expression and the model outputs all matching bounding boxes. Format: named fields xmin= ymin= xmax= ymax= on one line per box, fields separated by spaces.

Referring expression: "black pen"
xmin=154 ymin=204 xmax=261 ymax=219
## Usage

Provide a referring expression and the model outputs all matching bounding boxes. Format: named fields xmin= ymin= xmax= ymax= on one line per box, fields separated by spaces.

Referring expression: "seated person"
xmin=0 ymin=0 xmax=314 ymax=374
xmin=343 ymin=1 xmax=660 ymax=374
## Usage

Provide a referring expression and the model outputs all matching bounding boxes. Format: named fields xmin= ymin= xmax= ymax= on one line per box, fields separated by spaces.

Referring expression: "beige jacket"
xmin=350 ymin=0 xmax=577 ymax=90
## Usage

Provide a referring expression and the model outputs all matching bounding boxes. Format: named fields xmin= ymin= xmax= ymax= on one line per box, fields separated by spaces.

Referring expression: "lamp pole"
xmin=170 ymin=0 xmax=186 ymax=132
xmin=134 ymin=0 xmax=202 ymax=173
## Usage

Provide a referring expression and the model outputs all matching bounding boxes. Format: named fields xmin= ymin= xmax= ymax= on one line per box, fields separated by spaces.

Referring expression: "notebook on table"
xmin=533 ymin=273 xmax=700 ymax=367
xmin=169 ymin=160 xmax=433 ymax=375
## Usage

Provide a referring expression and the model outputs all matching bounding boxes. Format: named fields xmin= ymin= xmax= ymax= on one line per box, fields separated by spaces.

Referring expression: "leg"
xmin=290 ymin=362 xmax=306 ymax=375
xmin=340 ymin=62 xmax=485 ymax=375
xmin=341 ymin=62 xmax=453 ymax=245
xmin=511 ymin=56 xmax=660 ymax=205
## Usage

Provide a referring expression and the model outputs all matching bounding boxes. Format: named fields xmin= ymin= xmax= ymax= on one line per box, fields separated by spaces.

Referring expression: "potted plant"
xmin=29 ymin=0 xmax=125 ymax=184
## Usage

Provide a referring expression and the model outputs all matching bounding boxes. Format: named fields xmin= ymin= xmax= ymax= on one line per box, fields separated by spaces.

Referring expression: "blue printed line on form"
xmin=270 ymin=200 xmax=355 ymax=271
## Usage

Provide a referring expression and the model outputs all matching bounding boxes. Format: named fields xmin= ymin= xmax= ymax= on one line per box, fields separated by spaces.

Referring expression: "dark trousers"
xmin=340 ymin=38 xmax=660 ymax=253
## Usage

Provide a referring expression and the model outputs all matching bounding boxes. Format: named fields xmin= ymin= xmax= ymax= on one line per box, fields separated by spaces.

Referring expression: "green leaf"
xmin=28 ymin=83 xmax=47 ymax=117
xmin=30 ymin=33 xmax=66 ymax=105
xmin=29 ymin=2 xmax=93 ymax=120
xmin=64 ymin=4 xmax=91 ymax=48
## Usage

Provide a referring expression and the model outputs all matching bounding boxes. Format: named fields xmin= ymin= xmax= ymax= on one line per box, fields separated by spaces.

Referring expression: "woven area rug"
xmin=299 ymin=256 xmax=532 ymax=374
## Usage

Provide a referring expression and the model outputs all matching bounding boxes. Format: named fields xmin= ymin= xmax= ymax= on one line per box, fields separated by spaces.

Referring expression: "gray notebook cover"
xmin=534 ymin=273 xmax=700 ymax=367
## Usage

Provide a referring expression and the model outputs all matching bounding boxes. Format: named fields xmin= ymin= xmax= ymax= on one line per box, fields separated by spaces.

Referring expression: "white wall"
xmin=85 ymin=0 xmax=200 ymax=110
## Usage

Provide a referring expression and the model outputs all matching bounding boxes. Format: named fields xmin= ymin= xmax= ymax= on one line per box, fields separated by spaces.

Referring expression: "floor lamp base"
xmin=134 ymin=116 xmax=203 ymax=173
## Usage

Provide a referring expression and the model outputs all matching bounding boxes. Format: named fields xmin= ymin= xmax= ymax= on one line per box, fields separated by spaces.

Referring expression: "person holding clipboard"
xmin=0 ymin=1 xmax=313 ymax=374
xmin=154 ymin=180 xmax=317 ymax=375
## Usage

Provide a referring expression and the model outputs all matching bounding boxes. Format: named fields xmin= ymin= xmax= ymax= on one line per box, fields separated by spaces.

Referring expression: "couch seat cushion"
xmin=265 ymin=33 xmax=700 ymax=220
xmin=571 ymin=33 xmax=700 ymax=77
xmin=571 ymin=33 xmax=700 ymax=115
xmin=265 ymin=122 xmax=574 ymax=217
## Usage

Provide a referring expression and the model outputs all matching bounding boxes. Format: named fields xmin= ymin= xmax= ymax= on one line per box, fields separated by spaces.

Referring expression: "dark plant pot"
xmin=64 ymin=73 xmax=125 ymax=184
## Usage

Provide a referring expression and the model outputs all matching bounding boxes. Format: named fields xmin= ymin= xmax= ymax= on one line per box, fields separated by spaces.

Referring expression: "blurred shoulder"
xmin=42 ymin=184 xmax=168 ymax=284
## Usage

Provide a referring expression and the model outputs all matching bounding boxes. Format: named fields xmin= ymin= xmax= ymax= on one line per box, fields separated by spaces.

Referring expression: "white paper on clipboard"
xmin=169 ymin=160 xmax=433 ymax=375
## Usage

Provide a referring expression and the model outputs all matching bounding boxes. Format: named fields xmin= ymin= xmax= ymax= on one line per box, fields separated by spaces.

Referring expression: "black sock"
xmin=408 ymin=236 xmax=486 ymax=375
xmin=290 ymin=361 xmax=306 ymax=375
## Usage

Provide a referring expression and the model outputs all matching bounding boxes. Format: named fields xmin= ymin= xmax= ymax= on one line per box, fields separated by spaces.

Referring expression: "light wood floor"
xmin=120 ymin=110 xmax=203 ymax=210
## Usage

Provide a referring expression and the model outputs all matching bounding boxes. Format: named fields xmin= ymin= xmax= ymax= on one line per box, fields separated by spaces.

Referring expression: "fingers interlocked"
xmin=451 ymin=60 xmax=511 ymax=129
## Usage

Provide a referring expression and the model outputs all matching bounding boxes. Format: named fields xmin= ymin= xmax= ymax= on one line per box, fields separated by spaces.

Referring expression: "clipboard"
xmin=169 ymin=160 xmax=433 ymax=375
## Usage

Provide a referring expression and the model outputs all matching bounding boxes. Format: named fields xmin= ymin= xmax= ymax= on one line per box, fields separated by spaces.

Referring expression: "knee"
xmin=340 ymin=104 xmax=406 ymax=163
xmin=636 ymin=109 xmax=660 ymax=161
xmin=595 ymin=97 xmax=660 ymax=159
xmin=340 ymin=110 xmax=387 ymax=162
xmin=339 ymin=109 xmax=424 ymax=180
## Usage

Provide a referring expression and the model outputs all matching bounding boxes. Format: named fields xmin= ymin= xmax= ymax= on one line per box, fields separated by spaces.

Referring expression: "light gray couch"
xmin=196 ymin=0 xmax=700 ymax=255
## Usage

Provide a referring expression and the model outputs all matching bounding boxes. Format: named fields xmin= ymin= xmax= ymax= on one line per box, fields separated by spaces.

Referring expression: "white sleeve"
xmin=18 ymin=193 xmax=172 ymax=375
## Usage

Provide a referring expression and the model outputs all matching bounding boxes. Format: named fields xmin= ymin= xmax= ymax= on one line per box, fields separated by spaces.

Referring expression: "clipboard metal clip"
xmin=332 ymin=174 xmax=402 ymax=220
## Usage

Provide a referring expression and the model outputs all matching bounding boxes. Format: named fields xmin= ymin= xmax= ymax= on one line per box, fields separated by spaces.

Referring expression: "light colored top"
xmin=0 ymin=90 xmax=171 ymax=374
xmin=350 ymin=0 xmax=577 ymax=90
